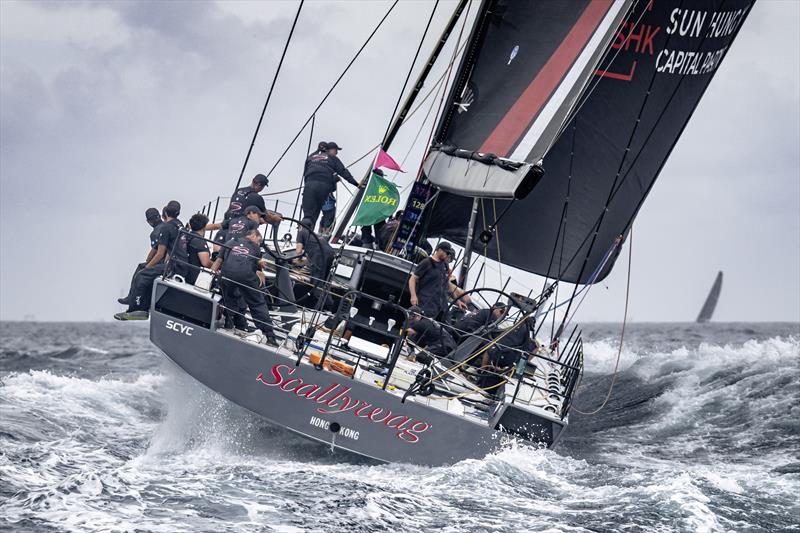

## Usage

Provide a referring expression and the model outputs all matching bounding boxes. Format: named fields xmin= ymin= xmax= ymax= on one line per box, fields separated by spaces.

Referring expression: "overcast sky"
xmin=1 ymin=0 xmax=798 ymax=323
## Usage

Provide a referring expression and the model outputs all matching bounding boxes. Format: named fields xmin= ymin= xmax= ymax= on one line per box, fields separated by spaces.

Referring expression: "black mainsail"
xmin=425 ymin=0 xmax=631 ymax=198
xmin=423 ymin=0 xmax=754 ymax=283
xmin=696 ymin=270 xmax=723 ymax=323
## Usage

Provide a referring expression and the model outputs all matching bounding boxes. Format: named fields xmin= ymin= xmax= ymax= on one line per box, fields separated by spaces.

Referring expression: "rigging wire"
xmin=356 ymin=38 xmax=469 ymax=182
xmin=288 ymin=114 xmax=315 ymax=227
xmin=571 ymin=226 xmax=632 ymax=416
xmin=232 ymin=0 xmax=304 ymax=194
xmin=419 ymin=0 xmax=472 ymax=177
xmin=264 ymin=0 xmax=400 ymax=180
xmin=391 ymin=58 xmax=449 ymax=182
xmin=382 ymin=0 xmax=441 ymax=143
xmin=258 ymin=27 xmax=470 ymax=224
xmin=387 ymin=0 xmax=473 ymax=252
xmin=337 ymin=1 xmax=473 ymax=239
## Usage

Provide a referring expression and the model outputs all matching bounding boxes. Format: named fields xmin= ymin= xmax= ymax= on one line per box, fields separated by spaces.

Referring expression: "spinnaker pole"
xmin=331 ymin=0 xmax=470 ymax=243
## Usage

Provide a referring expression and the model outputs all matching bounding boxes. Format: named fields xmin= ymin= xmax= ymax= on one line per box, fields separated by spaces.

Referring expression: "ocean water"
xmin=0 ymin=321 xmax=798 ymax=532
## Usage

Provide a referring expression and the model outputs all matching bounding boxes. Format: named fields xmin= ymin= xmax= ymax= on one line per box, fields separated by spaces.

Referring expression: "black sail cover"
xmin=425 ymin=0 xmax=754 ymax=283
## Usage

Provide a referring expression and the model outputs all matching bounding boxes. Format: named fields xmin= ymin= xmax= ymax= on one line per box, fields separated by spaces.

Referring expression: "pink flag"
xmin=375 ymin=148 xmax=405 ymax=172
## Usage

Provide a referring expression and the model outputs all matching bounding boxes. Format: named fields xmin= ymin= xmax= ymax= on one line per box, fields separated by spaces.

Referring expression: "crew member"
xmin=454 ymin=301 xmax=508 ymax=340
xmin=118 ymin=207 xmax=164 ymax=306
xmin=208 ymin=205 xmax=280 ymax=242
xmin=211 ymin=229 xmax=278 ymax=345
xmin=116 ymin=202 xmax=185 ymax=320
xmin=183 ymin=213 xmax=213 ymax=284
xmin=294 ymin=217 xmax=334 ymax=307
xmin=211 ymin=227 xmax=227 ymax=261
xmin=406 ymin=306 xmax=457 ymax=365
xmin=302 ymin=141 xmax=362 ymax=227
xmin=376 ymin=209 xmax=403 ymax=251
xmin=226 ymin=174 xmax=270 ymax=219
xmin=477 ymin=316 xmax=535 ymax=395
xmin=408 ymin=241 xmax=468 ymax=321
xmin=455 ymin=302 xmax=534 ymax=391
xmin=207 ymin=205 xmax=275 ymax=327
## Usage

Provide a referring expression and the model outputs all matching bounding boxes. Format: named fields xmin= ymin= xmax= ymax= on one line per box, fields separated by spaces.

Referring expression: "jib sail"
xmin=425 ymin=0 xmax=754 ymax=283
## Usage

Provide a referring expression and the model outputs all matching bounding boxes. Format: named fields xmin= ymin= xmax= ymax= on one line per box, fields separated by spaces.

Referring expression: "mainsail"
xmin=696 ymin=271 xmax=723 ymax=323
xmin=424 ymin=0 xmax=754 ymax=283
xmin=424 ymin=0 xmax=632 ymax=198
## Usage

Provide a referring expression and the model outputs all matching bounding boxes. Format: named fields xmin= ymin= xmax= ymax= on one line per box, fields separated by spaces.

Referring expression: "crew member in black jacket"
xmin=115 ymin=202 xmax=185 ymax=320
xmin=211 ymin=229 xmax=278 ymax=346
xmin=117 ymin=207 xmax=164 ymax=307
xmin=302 ymin=141 xmax=362 ymax=227
xmin=227 ymin=174 xmax=270 ymax=219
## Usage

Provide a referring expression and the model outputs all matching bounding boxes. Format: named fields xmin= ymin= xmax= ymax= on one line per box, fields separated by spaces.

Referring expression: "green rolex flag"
xmin=352 ymin=171 xmax=400 ymax=226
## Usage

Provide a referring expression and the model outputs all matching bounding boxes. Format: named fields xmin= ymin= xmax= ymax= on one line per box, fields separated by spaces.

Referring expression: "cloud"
xmin=0 ymin=0 xmax=797 ymax=322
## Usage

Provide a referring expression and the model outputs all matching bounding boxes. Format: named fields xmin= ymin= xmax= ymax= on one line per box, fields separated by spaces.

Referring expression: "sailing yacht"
xmin=147 ymin=0 xmax=753 ymax=465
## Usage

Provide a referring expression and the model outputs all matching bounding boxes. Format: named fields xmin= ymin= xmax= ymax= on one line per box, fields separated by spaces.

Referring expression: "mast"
xmin=446 ymin=0 xmax=493 ymax=287
xmin=331 ymin=0 xmax=470 ymax=243
xmin=458 ymin=198 xmax=479 ymax=287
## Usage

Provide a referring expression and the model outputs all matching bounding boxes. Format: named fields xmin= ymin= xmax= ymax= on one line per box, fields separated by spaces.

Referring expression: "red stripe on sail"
xmin=479 ymin=0 xmax=614 ymax=157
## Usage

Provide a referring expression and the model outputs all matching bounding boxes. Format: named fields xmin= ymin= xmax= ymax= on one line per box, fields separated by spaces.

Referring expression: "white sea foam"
xmin=2 ymin=328 xmax=798 ymax=532
xmin=581 ymin=337 xmax=642 ymax=373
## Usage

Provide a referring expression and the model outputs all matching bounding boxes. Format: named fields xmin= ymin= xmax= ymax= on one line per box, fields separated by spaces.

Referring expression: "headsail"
xmin=425 ymin=0 xmax=754 ymax=283
xmin=696 ymin=271 xmax=723 ymax=323
xmin=424 ymin=0 xmax=633 ymax=198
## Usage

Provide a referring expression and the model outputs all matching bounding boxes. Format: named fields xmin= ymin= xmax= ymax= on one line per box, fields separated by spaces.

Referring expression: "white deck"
xmin=224 ymin=311 xmax=567 ymax=428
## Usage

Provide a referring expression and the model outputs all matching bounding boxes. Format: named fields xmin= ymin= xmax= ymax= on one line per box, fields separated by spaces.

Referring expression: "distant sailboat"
xmin=697 ymin=271 xmax=723 ymax=323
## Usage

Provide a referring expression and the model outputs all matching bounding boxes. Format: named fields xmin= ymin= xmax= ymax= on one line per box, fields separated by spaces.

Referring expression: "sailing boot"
xmin=113 ymin=310 xmax=149 ymax=321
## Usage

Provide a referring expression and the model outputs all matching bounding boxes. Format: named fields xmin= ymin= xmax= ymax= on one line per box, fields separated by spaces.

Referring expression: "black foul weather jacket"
xmin=303 ymin=152 xmax=359 ymax=191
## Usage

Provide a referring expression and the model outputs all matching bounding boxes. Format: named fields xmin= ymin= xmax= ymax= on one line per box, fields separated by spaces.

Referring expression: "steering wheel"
xmin=261 ymin=216 xmax=322 ymax=263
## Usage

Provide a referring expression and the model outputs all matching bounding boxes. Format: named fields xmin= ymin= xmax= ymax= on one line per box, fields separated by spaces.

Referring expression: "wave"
xmin=567 ymin=336 xmax=800 ymax=470
xmin=2 ymin=331 xmax=798 ymax=532
xmin=582 ymin=333 xmax=799 ymax=374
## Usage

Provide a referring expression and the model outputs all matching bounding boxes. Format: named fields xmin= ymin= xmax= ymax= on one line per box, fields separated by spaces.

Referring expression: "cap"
xmin=301 ymin=216 xmax=314 ymax=227
xmin=326 ymin=141 xmax=343 ymax=150
xmin=436 ymin=241 xmax=455 ymax=255
xmin=252 ymin=174 xmax=269 ymax=186
xmin=408 ymin=305 xmax=425 ymax=317
xmin=372 ymin=168 xmax=385 ymax=177
xmin=145 ymin=207 xmax=160 ymax=221
xmin=244 ymin=205 xmax=265 ymax=215
xmin=317 ymin=141 xmax=328 ymax=151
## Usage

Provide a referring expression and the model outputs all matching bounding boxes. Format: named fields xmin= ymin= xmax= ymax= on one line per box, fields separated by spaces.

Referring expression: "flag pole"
xmin=331 ymin=0 xmax=470 ymax=243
